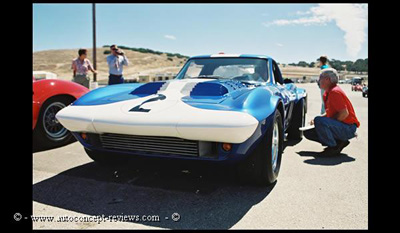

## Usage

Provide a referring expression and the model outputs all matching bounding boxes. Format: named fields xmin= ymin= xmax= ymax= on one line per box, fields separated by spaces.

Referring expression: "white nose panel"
xmin=56 ymin=78 xmax=260 ymax=143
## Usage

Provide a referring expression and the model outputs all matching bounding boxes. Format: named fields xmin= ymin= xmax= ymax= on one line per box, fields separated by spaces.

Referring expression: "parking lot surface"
xmin=32 ymin=83 xmax=368 ymax=229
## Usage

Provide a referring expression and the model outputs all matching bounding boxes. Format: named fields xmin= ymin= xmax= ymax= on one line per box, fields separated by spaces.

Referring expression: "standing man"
xmin=304 ymin=68 xmax=360 ymax=157
xmin=318 ymin=55 xmax=329 ymax=114
xmin=106 ymin=45 xmax=129 ymax=85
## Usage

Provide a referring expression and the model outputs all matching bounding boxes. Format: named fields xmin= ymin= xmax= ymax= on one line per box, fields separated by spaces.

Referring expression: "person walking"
xmin=106 ymin=45 xmax=129 ymax=85
xmin=304 ymin=68 xmax=360 ymax=157
xmin=318 ymin=55 xmax=330 ymax=114
xmin=71 ymin=48 xmax=97 ymax=88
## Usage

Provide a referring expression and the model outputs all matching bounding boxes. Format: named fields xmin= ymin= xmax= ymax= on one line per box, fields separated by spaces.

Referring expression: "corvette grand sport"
xmin=56 ymin=54 xmax=307 ymax=185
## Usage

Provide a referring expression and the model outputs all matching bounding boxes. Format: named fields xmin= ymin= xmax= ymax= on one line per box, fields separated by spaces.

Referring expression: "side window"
xmin=259 ymin=59 xmax=270 ymax=82
xmin=268 ymin=61 xmax=275 ymax=84
xmin=272 ymin=61 xmax=283 ymax=84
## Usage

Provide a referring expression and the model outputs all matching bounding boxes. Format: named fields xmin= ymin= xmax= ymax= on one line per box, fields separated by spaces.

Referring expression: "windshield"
xmin=176 ymin=58 xmax=269 ymax=82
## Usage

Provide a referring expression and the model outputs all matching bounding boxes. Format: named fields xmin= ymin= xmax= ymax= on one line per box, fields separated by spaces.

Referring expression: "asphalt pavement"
xmin=32 ymin=83 xmax=368 ymax=229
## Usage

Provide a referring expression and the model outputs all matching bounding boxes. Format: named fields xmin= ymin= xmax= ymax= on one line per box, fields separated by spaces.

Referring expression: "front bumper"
xmin=72 ymin=114 xmax=274 ymax=163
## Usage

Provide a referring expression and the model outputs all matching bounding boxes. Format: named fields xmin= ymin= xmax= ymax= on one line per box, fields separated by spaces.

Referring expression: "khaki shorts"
xmin=73 ymin=74 xmax=90 ymax=88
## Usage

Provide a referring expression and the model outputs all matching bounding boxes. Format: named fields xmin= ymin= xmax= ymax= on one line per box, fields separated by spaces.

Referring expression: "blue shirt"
xmin=321 ymin=64 xmax=329 ymax=69
xmin=107 ymin=55 xmax=129 ymax=75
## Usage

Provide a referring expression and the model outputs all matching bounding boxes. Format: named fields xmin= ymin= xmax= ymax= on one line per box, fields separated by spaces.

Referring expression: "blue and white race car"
xmin=56 ymin=54 xmax=307 ymax=186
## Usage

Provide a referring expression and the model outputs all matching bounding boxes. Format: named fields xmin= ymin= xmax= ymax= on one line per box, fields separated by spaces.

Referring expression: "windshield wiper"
xmin=229 ymin=79 xmax=260 ymax=87
xmin=237 ymin=81 xmax=254 ymax=86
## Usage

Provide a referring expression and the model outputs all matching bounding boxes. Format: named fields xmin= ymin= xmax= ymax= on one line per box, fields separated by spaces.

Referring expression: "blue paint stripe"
xmin=130 ymin=82 xmax=165 ymax=96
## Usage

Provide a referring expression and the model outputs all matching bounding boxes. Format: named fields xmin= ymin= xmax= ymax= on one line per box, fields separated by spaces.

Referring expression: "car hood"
xmin=73 ymin=78 xmax=259 ymax=106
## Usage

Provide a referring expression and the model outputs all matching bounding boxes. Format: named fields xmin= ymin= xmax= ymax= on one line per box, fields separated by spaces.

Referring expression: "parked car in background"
xmin=56 ymin=54 xmax=308 ymax=186
xmin=352 ymin=83 xmax=363 ymax=91
xmin=32 ymin=71 xmax=58 ymax=80
xmin=310 ymin=77 xmax=318 ymax=83
xmin=351 ymin=76 xmax=364 ymax=91
xmin=362 ymin=85 xmax=368 ymax=97
xmin=351 ymin=77 xmax=363 ymax=85
xmin=33 ymin=78 xmax=89 ymax=147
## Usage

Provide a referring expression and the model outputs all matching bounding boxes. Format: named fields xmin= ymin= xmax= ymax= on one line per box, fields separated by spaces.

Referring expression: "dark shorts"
xmin=108 ymin=74 xmax=124 ymax=85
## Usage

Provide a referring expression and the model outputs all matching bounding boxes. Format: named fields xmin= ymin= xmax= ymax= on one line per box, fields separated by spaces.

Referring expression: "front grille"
xmin=99 ymin=133 xmax=199 ymax=157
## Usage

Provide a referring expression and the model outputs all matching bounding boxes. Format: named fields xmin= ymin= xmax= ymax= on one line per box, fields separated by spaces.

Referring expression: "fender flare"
xmin=295 ymin=87 xmax=307 ymax=113
xmin=73 ymin=83 xmax=143 ymax=106
xmin=240 ymin=87 xmax=284 ymax=122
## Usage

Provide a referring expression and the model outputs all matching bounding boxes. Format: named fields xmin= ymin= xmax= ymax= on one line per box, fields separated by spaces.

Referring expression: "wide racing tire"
xmin=236 ymin=110 xmax=284 ymax=186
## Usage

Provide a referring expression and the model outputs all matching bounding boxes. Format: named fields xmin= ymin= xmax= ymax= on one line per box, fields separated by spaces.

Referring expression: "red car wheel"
xmin=33 ymin=96 xmax=76 ymax=147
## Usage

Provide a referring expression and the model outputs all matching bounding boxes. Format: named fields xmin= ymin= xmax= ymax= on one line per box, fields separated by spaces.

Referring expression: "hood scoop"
xmin=189 ymin=80 xmax=249 ymax=97
xmin=182 ymin=80 xmax=250 ymax=104
xmin=190 ymin=82 xmax=229 ymax=97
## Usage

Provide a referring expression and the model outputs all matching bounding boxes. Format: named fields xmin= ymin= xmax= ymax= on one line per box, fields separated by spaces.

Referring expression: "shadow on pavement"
xmin=33 ymin=144 xmax=57 ymax=153
xmin=32 ymin=140 xmax=76 ymax=153
xmin=33 ymin=158 xmax=275 ymax=229
xmin=283 ymin=138 xmax=302 ymax=150
xmin=297 ymin=151 xmax=356 ymax=166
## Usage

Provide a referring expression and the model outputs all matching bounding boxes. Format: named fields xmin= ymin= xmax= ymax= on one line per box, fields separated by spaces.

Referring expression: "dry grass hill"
xmin=33 ymin=48 xmax=321 ymax=82
xmin=33 ymin=48 xmax=188 ymax=81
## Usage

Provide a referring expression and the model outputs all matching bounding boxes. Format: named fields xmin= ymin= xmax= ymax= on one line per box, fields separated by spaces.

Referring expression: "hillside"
xmin=33 ymin=48 xmax=322 ymax=81
xmin=33 ymin=48 xmax=188 ymax=81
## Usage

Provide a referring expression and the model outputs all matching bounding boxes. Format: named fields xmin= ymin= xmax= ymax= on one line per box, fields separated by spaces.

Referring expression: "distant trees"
xmin=351 ymin=58 xmax=368 ymax=73
xmin=102 ymin=45 xmax=189 ymax=59
xmin=297 ymin=61 xmax=309 ymax=67
xmin=328 ymin=58 xmax=368 ymax=73
xmin=288 ymin=58 xmax=368 ymax=73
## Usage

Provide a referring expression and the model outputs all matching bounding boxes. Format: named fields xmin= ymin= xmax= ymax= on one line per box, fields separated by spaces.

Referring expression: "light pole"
xmin=92 ymin=3 xmax=98 ymax=89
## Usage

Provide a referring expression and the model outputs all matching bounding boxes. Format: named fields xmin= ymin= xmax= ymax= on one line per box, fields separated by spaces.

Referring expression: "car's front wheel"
xmin=236 ymin=110 xmax=284 ymax=186
xmin=33 ymin=96 xmax=76 ymax=148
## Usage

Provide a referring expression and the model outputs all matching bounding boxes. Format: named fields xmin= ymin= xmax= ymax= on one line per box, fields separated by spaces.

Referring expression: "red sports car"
xmin=33 ymin=77 xmax=89 ymax=147
xmin=351 ymin=83 xmax=363 ymax=92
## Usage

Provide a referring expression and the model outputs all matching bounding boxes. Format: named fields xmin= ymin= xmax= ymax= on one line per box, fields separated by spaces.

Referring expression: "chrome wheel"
xmin=271 ymin=121 xmax=279 ymax=172
xmin=42 ymin=101 xmax=67 ymax=141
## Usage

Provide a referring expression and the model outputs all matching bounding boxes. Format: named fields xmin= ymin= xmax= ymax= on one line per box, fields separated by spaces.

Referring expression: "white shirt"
xmin=106 ymin=54 xmax=129 ymax=75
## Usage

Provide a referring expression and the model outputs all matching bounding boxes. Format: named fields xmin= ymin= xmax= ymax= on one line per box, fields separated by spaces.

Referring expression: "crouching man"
xmin=304 ymin=68 xmax=360 ymax=156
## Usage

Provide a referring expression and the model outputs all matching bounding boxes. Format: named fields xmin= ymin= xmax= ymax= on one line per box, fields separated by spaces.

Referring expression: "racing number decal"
xmin=129 ymin=94 xmax=166 ymax=112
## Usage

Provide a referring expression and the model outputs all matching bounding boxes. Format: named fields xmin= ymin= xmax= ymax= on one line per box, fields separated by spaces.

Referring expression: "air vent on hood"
xmin=190 ymin=82 xmax=229 ymax=97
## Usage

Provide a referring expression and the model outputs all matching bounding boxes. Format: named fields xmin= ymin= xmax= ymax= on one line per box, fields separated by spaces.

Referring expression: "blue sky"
xmin=33 ymin=3 xmax=368 ymax=64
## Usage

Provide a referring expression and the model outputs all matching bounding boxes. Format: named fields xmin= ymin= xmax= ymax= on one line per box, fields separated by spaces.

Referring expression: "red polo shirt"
xmin=323 ymin=85 xmax=360 ymax=127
